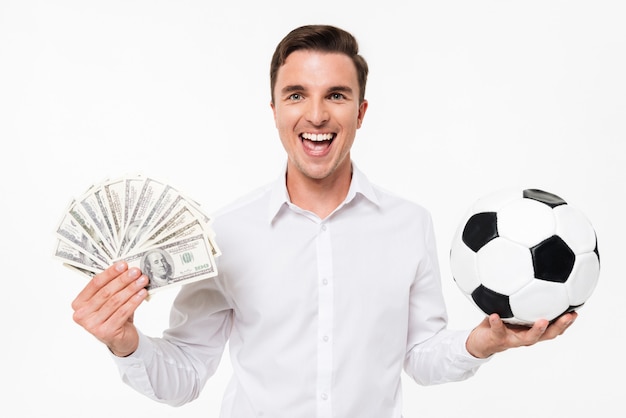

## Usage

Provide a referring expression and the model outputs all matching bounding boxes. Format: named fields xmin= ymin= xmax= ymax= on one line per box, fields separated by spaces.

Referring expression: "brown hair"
xmin=270 ymin=25 xmax=368 ymax=104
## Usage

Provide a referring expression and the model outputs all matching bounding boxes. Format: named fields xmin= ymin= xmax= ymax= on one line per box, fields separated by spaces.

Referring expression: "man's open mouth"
xmin=300 ymin=133 xmax=336 ymax=153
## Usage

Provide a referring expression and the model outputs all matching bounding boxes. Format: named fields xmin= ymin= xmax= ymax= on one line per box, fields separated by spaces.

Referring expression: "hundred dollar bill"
xmin=62 ymin=263 xmax=97 ymax=278
xmin=76 ymin=183 xmax=117 ymax=254
xmin=68 ymin=201 xmax=116 ymax=260
xmin=150 ymin=193 xmax=219 ymax=254
xmin=56 ymin=201 xmax=113 ymax=266
xmin=93 ymin=183 xmax=119 ymax=246
xmin=54 ymin=239 xmax=106 ymax=274
xmin=118 ymin=175 xmax=145 ymax=253
xmin=143 ymin=205 xmax=220 ymax=257
xmin=126 ymin=184 xmax=181 ymax=252
xmin=150 ymin=194 xmax=196 ymax=231
xmin=120 ymin=177 xmax=168 ymax=255
xmin=148 ymin=219 xmax=209 ymax=252
xmin=103 ymin=176 xmax=126 ymax=245
xmin=141 ymin=205 xmax=201 ymax=244
xmin=122 ymin=233 xmax=217 ymax=294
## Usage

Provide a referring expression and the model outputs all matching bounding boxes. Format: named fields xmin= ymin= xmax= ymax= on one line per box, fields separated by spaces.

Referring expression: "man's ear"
xmin=357 ymin=99 xmax=368 ymax=129
xmin=270 ymin=101 xmax=278 ymax=127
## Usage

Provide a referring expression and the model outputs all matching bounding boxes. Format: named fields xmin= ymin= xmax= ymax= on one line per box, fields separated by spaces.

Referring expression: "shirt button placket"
xmin=316 ymin=221 xmax=333 ymax=417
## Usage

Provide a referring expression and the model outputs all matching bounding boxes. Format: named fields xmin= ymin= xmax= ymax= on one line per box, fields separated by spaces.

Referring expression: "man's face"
xmin=271 ymin=50 xmax=368 ymax=184
xmin=147 ymin=253 xmax=168 ymax=278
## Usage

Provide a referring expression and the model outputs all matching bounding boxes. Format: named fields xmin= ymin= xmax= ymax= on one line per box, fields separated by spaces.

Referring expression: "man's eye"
xmin=330 ymin=93 xmax=345 ymax=100
xmin=289 ymin=93 xmax=302 ymax=101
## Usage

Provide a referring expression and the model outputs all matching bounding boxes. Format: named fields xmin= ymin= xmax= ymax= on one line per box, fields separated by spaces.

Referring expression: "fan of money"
xmin=54 ymin=174 xmax=220 ymax=295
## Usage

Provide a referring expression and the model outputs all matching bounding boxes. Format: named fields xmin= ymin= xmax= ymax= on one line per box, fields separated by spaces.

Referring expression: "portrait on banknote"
xmin=141 ymin=249 xmax=174 ymax=287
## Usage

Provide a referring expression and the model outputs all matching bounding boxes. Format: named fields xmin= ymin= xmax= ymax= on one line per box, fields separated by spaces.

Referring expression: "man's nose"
xmin=305 ymin=99 xmax=329 ymax=126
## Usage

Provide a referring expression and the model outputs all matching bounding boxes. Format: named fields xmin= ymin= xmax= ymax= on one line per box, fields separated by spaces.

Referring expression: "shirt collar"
xmin=267 ymin=161 xmax=381 ymax=224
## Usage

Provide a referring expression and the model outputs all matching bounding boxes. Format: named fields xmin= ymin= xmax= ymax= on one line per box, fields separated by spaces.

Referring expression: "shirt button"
xmin=323 ymin=335 xmax=329 ymax=342
xmin=321 ymin=278 xmax=328 ymax=286
xmin=321 ymin=393 xmax=328 ymax=400
xmin=321 ymin=224 xmax=327 ymax=232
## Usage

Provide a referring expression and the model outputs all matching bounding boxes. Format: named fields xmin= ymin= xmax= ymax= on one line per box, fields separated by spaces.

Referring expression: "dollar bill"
xmin=122 ymin=233 xmax=217 ymax=294
xmin=56 ymin=202 xmax=113 ymax=267
xmin=103 ymin=177 xmax=126 ymax=243
xmin=119 ymin=177 xmax=168 ymax=255
xmin=128 ymin=184 xmax=181 ymax=251
xmin=55 ymin=175 xmax=220 ymax=295
xmin=54 ymin=239 xmax=107 ymax=273
xmin=76 ymin=183 xmax=117 ymax=254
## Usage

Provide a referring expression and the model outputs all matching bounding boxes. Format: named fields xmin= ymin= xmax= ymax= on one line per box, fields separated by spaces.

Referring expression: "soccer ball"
xmin=449 ymin=188 xmax=600 ymax=326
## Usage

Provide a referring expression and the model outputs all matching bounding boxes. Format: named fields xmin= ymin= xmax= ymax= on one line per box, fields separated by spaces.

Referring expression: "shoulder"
xmin=370 ymin=182 xmax=433 ymax=224
xmin=351 ymin=163 xmax=432 ymax=223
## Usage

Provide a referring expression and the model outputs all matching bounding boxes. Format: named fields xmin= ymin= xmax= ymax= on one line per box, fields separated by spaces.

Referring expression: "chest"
xmin=217 ymin=210 xmax=426 ymax=326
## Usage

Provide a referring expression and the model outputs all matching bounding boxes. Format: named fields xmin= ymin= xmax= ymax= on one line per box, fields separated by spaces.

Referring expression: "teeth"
xmin=302 ymin=133 xmax=334 ymax=142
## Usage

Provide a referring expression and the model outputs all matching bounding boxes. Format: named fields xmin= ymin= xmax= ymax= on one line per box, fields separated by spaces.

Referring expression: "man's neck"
xmin=286 ymin=164 xmax=352 ymax=219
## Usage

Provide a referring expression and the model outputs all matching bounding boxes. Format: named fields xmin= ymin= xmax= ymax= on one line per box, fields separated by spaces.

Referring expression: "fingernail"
xmin=115 ymin=261 xmax=127 ymax=272
xmin=135 ymin=288 xmax=147 ymax=300
xmin=137 ymin=275 xmax=148 ymax=286
xmin=128 ymin=268 xmax=140 ymax=279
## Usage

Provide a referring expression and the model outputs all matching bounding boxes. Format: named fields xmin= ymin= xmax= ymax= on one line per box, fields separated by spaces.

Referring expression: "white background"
xmin=1 ymin=1 xmax=624 ymax=417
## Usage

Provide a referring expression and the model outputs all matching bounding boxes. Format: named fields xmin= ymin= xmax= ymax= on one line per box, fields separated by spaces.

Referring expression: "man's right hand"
xmin=71 ymin=261 xmax=149 ymax=357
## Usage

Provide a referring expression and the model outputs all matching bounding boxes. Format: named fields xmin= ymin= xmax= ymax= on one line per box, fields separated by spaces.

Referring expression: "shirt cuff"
xmin=456 ymin=329 xmax=492 ymax=365
xmin=109 ymin=330 xmax=153 ymax=366
xmin=109 ymin=331 xmax=159 ymax=399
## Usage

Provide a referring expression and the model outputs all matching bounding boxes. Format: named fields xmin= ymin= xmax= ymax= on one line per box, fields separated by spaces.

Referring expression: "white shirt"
xmin=114 ymin=164 xmax=488 ymax=417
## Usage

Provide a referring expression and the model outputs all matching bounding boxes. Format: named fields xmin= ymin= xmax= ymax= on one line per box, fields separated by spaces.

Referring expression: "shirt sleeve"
xmin=403 ymin=213 xmax=490 ymax=385
xmin=111 ymin=277 xmax=233 ymax=406
xmin=404 ymin=328 xmax=490 ymax=385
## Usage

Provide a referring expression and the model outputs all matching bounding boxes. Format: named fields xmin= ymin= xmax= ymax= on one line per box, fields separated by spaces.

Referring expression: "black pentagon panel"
xmin=531 ymin=235 xmax=575 ymax=283
xmin=471 ymin=285 xmax=514 ymax=319
xmin=462 ymin=212 xmax=499 ymax=252
xmin=523 ymin=189 xmax=567 ymax=208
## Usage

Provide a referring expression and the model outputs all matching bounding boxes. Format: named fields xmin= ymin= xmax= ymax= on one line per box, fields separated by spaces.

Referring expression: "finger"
xmin=522 ymin=318 xmax=550 ymax=345
xmin=488 ymin=313 xmax=507 ymax=336
xmin=78 ymin=271 xmax=148 ymax=332
xmin=104 ymin=286 xmax=148 ymax=329
xmin=93 ymin=284 xmax=148 ymax=343
xmin=98 ymin=272 xmax=148 ymax=322
xmin=542 ymin=312 xmax=578 ymax=340
xmin=72 ymin=264 xmax=145 ymax=330
xmin=93 ymin=266 xmax=144 ymax=307
xmin=71 ymin=261 xmax=129 ymax=310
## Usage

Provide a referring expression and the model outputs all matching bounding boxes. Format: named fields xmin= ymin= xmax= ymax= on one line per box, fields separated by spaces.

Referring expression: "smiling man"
xmin=71 ymin=25 xmax=577 ymax=418
xmin=270 ymin=48 xmax=367 ymax=219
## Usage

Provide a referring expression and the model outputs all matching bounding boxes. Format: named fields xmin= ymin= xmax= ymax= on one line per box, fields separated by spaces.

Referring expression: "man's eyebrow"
xmin=281 ymin=85 xmax=305 ymax=94
xmin=328 ymin=85 xmax=353 ymax=94
xmin=280 ymin=85 xmax=354 ymax=95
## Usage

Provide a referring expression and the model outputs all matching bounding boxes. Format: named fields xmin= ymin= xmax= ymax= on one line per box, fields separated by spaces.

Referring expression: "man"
xmin=71 ymin=25 xmax=576 ymax=417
